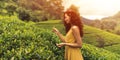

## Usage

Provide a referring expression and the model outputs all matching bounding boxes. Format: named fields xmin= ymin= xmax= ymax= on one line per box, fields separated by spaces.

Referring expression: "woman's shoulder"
xmin=71 ymin=26 xmax=80 ymax=33
xmin=71 ymin=26 xmax=79 ymax=30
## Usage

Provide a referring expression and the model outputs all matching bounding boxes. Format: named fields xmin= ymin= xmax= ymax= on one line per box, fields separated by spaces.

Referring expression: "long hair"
xmin=63 ymin=9 xmax=83 ymax=37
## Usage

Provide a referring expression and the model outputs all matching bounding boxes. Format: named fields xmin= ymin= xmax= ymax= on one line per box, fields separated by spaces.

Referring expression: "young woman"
xmin=53 ymin=9 xmax=84 ymax=60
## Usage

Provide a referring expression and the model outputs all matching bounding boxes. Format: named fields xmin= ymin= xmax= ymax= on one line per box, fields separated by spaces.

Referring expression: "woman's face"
xmin=64 ymin=13 xmax=70 ymax=24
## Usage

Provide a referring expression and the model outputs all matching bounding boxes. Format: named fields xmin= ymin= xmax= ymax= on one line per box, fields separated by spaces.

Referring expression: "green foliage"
xmin=17 ymin=7 xmax=31 ymax=21
xmin=18 ymin=0 xmax=64 ymax=20
xmin=104 ymin=44 xmax=120 ymax=54
xmin=38 ymin=20 xmax=120 ymax=48
xmin=0 ymin=0 xmax=63 ymax=22
xmin=38 ymin=20 xmax=62 ymax=23
xmin=17 ymin=7 xmax=49 ymax=22
xmin=5 ymin=3 xmax=17 ymax=16
xmin=0 ymin=16 xmax=120 ymax=60
xmin=0 ymin=0 xmax=18 ymax=16
xmin=0 ymin=15 xmax=64 ymax=60
xmin=35 ymin=20 xmax=65 ymax=34
xmin=0 ymin=1 xmax=6 ymax=15
xmin=82 ymin=43 xmax=120 ymax=60
xmin=30 ymin=10 xmax=48 ymax=22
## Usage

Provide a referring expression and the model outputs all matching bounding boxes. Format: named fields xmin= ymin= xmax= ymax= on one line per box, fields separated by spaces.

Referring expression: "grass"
xmin=35 ymin=20 xmax=65 ymax=34
xmin=39 ymin=20 xmax=62 ymax=23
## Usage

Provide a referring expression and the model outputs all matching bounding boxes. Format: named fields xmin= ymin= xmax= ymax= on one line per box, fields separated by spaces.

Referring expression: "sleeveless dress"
xmin=65 ymin=29 xmax=83 ymax=60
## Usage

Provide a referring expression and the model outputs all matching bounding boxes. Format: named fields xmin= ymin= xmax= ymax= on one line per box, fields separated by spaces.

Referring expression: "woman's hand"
xmin=52 ymin=27 xmax=66 ymax=42
xmin=52 ymin=27 xmax=60 ymax=35
xmin=56 ymin=43 xmax=66 ymax=48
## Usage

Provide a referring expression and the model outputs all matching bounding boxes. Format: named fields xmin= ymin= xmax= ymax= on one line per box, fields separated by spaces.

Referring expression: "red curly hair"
xmin=63 ymin=9 xmax=83 ymax=37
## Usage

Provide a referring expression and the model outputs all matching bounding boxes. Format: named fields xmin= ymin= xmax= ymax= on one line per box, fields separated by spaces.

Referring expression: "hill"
xmin=0 ymin=15 xmax=120 ymax=60
xmin=37 ymin=20 xmax=120 ymax=54
xmin=81 ymin=16 xmax=94 ymax=25
xmin=104 ymin=44 xmax=120 ymax=54
xmin=83 ymin=25 xmax=120 ymax=47
xmin=37 ymin=20 xmax=120 ymax=47
xmin=85 ymin=11 xmax=120 ymax=35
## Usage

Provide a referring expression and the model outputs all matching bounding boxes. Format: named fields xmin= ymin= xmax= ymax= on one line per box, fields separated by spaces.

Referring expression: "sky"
xmin=62 ymin=0 xmax=120 ymax=20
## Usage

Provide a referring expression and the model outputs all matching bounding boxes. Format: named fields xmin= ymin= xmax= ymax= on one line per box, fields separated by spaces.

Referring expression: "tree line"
xmin=0 ymin=0 xmax=64 ymax=22
xmin=85 ymin=12 xmax=120 ymax=35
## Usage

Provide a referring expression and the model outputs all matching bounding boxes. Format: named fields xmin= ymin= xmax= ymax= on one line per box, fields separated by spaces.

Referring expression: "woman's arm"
xmin=52 ymin=27 xmax=66 ymax=42
xmin=56 ymin=26 xmax=82 ymax=48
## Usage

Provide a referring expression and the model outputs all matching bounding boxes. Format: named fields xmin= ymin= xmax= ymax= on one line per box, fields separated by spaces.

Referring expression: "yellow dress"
xmin=65 ymin=29 xmax=83 ymax=60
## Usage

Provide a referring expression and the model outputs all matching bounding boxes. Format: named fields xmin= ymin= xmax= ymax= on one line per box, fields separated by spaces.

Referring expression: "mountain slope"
xmin=83 ymin=25 xmax=120 ymax=47
xmin=81 ymin=16 xmax=94 ymax=25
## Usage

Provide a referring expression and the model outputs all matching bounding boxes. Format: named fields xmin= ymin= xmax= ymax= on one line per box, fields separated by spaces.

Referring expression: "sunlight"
xmin=62 ymin=0 xmax=120 ymax=19
xmin=82 ymin=15 xmax=108 ymax=20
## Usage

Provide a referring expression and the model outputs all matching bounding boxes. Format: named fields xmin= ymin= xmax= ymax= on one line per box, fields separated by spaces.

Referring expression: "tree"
xmin=18 ymin=0 xmax=64 ymax=20
xmin=114 ymin=25 xmax=120 ymax=35
xmin=101 ymin=20 xmax=117 ymax=31
xmin=91 ymin=19 xmax=101 ymax=28
xmin=96 ymin=35 xmax=105 ymax=48
xmin=17 ymin=7 xmax=31 ymax=21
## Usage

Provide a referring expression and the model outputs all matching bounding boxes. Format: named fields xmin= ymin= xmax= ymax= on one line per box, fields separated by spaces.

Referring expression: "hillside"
xmin=104 ymin=44 xmax=120 ymax=54
xmin=83 ymin=25 xmax=120 ymax=47
xmin=0 ymin=15 xmax=120 ymax=60
xmin=37 ymin=20 xmax=120 ymax=54
xmin=81 ymin=16 xmax=94 ymax=25
xmin=85 ymin=11 xmax=120 ymax=35
xmin=37 ymin=20 xmax=120 ymax=47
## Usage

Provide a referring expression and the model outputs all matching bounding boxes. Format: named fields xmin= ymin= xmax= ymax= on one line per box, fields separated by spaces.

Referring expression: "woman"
xmin=53 ymin=9 xmax=84 ymax=60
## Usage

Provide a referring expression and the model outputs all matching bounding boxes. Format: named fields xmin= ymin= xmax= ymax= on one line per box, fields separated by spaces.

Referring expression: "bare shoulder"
xmin=71 ymin=26 xmax=79 ymax=32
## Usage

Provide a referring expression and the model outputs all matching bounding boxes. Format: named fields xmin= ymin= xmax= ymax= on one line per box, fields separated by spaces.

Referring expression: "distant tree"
xmin=18 ymin=0 xmax=64 ymax=20
xmin=96 ymin=35 xmax=105 ymax=48
xmin=43 ymin=0 xmax=64 ymax=19
xmin=114 ymin=25 xmax=120 ymax=35
xmin=17 ymin=7 xmax=31 ymax=21
xmin=101 ymin=20 xmax=117 ymax=31
xmin=30 ymin=10 xmax=48 ymax=22
xmin=12 ymin=0 xmax=18 ymax=2
xmin=91 ymin=19 xmax=101 ymax=28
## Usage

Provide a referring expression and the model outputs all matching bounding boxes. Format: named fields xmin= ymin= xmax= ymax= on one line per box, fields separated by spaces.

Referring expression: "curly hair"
xmin=63 ymin=9 xmax=84 ymax=37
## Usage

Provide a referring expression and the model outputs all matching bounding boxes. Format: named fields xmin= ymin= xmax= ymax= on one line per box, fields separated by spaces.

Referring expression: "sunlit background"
xmin=62 ymin=0 xmax=120 ymax=19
